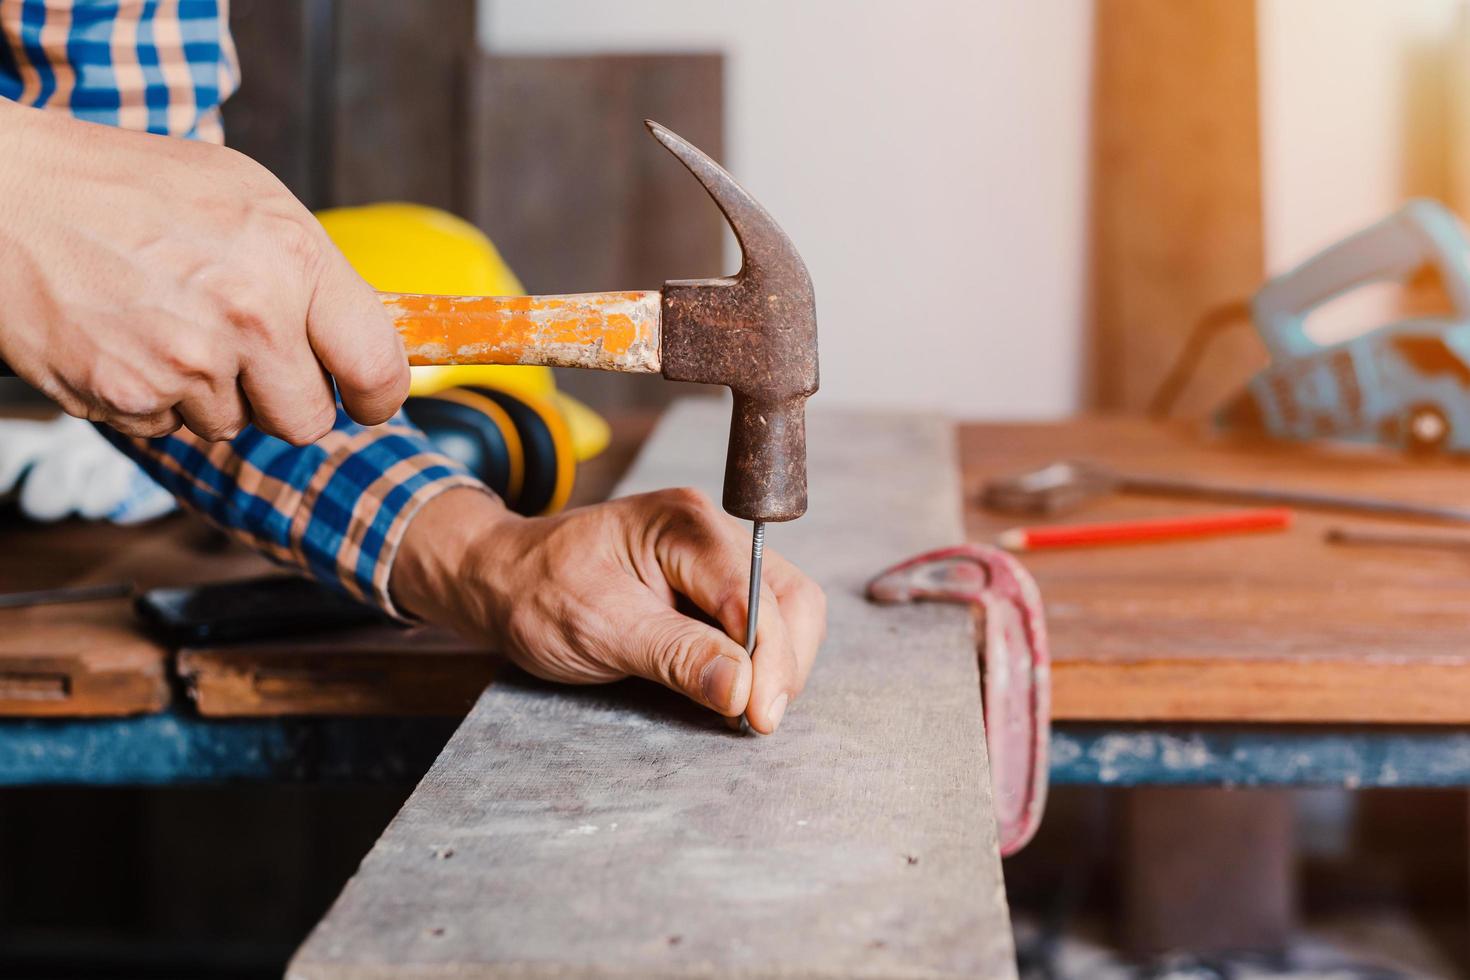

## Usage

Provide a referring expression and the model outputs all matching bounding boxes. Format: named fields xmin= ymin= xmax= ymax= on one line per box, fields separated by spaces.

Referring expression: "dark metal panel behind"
xmin=471 ymin=54 xmax=726 ymax=410
xmin=329 ymin=0 xmax=476 ymax=212
xmin=223 ymin=0 xmax=474 ymax=213
xmin=222 ymin=0 xmax=319 ymax=206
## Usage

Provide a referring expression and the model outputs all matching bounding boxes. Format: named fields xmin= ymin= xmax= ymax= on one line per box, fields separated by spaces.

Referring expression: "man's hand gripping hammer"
xmin=385 ymin=121 xmax=820 ymax=679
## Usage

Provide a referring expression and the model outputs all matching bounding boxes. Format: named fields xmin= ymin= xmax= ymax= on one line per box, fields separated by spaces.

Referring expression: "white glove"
xmin=0 ymin=415 xmax=177 ymax=525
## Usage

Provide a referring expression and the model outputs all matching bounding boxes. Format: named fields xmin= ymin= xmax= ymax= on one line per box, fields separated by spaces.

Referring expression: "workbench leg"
xmin=1120 ymin=788 xmax=1295 ymax=954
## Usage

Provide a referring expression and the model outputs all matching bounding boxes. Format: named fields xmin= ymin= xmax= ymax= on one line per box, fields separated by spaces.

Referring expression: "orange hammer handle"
xmin=380 ymin=290 xmax=663 ymax=373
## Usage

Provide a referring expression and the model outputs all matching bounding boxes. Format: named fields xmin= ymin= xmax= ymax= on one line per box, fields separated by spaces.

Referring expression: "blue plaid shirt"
xmin=2 ymin=0 xmax=485 ymax=614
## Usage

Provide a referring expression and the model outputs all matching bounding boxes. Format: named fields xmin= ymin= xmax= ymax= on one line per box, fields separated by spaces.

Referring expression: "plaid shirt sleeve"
xmin=3 ymin=0 xmax=493 ymax=615
xmin=97 ymin=414 xmax=488 ymax=615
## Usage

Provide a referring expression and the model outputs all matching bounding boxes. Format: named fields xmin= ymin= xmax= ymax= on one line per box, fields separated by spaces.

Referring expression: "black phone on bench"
xmin=134 ymin=575 xmax=386 ymax=645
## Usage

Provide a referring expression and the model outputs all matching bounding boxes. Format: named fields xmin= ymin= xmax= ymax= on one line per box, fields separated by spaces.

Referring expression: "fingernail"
xmin=766 ymin=693 xmax=790 ymax=732
xmin=701 ymin=656 xmax=742 ymax=712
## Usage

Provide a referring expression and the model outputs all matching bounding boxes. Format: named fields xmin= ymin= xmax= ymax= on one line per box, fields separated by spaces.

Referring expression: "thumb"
xmin=305 ymin=246 xmax=411 ymax=426
xmin=614 ymin=602 xmax=752 ymax=717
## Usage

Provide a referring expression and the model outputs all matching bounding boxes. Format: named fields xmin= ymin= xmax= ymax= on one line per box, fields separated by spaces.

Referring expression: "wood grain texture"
xmin=289 ymin=400 xmax=1016 ymax=979
xmin=0 ymin=517 xmax=267 ymax=716
xmin=179 ymin=626 xmax=495 ymax=717
xmin=1091 ymin=0 xmax=1267 ymax=415
xmin=962 ymin=416 xmax=1470 ymax=723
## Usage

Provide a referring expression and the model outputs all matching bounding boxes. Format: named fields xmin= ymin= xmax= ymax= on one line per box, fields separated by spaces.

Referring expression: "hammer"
xmin=388 ymin=122 xmax=819 ymax=655
xmin=1 ymin=121 xmax=821 ymax=657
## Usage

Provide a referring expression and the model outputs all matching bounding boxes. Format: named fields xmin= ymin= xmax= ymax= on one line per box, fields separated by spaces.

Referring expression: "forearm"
xmin=102 ymin=412 xmax=491 ymax=614
xmin=389 ymin=486 xmax=518 ymax=627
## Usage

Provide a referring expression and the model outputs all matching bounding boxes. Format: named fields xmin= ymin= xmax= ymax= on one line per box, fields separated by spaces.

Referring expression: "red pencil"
xmin=998 ymin=507 xmax=1294 ymax=551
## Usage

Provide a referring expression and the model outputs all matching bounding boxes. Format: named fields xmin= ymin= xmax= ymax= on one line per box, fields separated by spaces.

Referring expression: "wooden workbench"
xmin=5 ymin=413 xmax=1470 ymax=726
xmin=961 ymin=417 xmax=1470 ymax=725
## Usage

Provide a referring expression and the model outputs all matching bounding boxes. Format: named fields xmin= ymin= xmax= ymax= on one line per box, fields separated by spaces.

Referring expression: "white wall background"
xmin=483 ymin=1 xmax=1470 ymax=415
xmin=480 ymin=1 xmax=1095 ymax=418
xmin=1258 ymin=0 xmax=1461 ymax=343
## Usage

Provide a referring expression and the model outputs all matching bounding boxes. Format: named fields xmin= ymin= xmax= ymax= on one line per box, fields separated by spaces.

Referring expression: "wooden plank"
xmin=961 ymin=416 xmax=1470 ymax=723
xmin=0 ymin=606 xmax=165 ymax=716
xmin=290 ymin=400 xmax=1016 ymax=979
xmin=1091 ymin=0 xmax=1267 ymax=415
xmin=0 ymin=517 xmax=265 ymax=717
xmin=179 ymin=626 xmax=494 ymax=717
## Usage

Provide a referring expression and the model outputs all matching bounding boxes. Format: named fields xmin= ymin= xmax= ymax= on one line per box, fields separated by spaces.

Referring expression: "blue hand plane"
xmin=1219 ymin=199 xmax=1470 ymax=453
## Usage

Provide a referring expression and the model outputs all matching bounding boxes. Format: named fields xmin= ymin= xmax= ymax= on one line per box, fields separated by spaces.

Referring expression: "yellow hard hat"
xmin=316 ymin=202 xmax=609 ymax=460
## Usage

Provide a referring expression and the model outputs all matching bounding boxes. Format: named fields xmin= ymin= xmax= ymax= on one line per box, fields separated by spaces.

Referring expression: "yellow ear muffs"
xmin=466 ymin=385 xmax=576 ymax=516
xmin=400 ymin=395 xmax=522 ymax=505
xmin=426 ymin=388 xmax=525 ymax=507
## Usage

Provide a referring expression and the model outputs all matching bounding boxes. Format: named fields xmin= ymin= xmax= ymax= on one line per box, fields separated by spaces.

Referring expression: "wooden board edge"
xmin=0 ymin=644 xmax=169 ymax=718
xmin=181 ymin=654 xmax=496 ymax=718
xmin=1055 ymin=658 xmax=1470 ymax=723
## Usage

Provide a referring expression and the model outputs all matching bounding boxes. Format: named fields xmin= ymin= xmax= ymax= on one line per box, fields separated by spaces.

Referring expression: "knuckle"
xmin=220 ymin=289 xmax=278 ymax=343
xmin=92 ymin=376 xmax=165 ymax=418
xmin=194 ymin=415 xmax=246 ymax=442
xmin=307 ymin=402 xmax=339 ymax=435
xmin=288 ymin=396 xmax=338 ymax=439
xmin=803 ymin=579 xmax=828 ymax=614
xmin=644 ymin=620 xmax=700 ymax=686
xmin=716 ymin=591 xmax=747 ymax=632
xmin=163 ymin=332 xmax=224 ymax=382
xmin=666 ymin=486 xmax=713 ymax=511
xmin=118 ymin=414 xmax=180 ymax=439
xmin=275 ymin=213 xmax=324 ymax=267
xmin=273 ymin=412 xmax=334 ymax=447
xmin=338 ymin=338 xmax=407 ymax=396
xmin=659 ymin=488 xmax=721 ymax=534
xmin=218 ymin=143 xmax=273 ymax=183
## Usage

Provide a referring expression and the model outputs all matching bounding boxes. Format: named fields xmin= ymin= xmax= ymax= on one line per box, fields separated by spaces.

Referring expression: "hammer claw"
xmin=647 ymin=121 xmax=819 ymax=524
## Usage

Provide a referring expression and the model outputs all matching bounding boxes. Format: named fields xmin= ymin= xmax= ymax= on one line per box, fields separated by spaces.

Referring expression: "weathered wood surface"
xmin=289 ymin=400 xmax=1016 ymax=979
xmin=179 ymin=625 xmax=495 ymax=718
xmin=0 ymin=517 xmax=266 ymax=716
xmin=962 ymin=416 xmax=1470 ymax=723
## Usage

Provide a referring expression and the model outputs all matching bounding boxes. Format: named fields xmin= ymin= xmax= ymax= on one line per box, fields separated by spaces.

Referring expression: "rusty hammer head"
xmin=646 ymin=120 xmax=819 ymax=524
